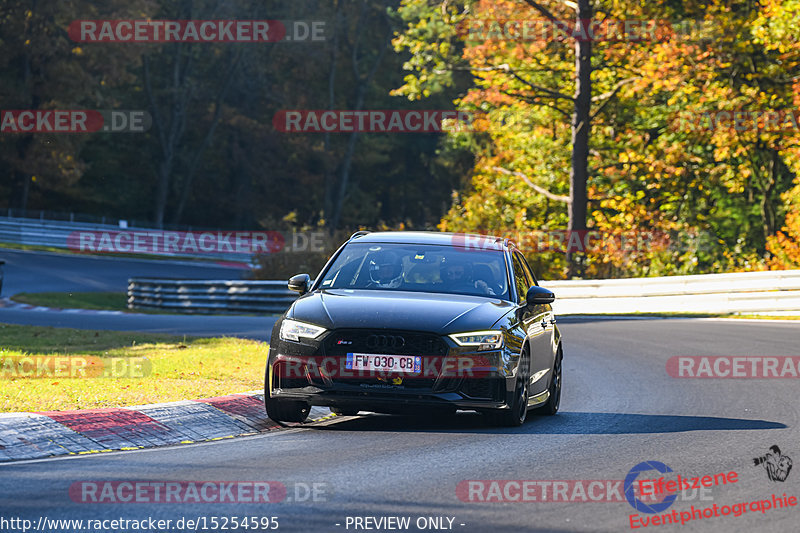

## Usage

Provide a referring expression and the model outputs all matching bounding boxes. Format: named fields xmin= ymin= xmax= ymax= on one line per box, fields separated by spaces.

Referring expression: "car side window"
xmin=518 ymin=253 xmax=538 ymax=287
xmin=511 ymin=252 xmax=531 ymax=303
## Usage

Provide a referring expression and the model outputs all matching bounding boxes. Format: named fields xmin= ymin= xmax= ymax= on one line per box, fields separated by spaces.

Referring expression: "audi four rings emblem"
xmin=366 ymin=335 xmax=406 ymax=348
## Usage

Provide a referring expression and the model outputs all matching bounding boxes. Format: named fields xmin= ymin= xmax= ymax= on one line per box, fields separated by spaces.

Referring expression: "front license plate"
xmin=345 ymin=353 xmax=422 ymax=373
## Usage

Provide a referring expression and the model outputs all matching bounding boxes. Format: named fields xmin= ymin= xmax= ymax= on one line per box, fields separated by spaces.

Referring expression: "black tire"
xmin=485 ymin=350 xmax=530 ymax=427
xmin=264 ymin=365 xmax=310 ymax=423
xmin=330 ymin=408 xmax=360 ymax=416
xmin=265 ymin=396 xmax=310 ymax=423
xmin=533 ymin=345 xmax=562 ymax=416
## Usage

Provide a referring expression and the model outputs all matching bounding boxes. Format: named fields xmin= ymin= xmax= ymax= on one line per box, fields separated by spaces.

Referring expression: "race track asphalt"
xmin=0 ymin=248 xmax=276 ymax=338
xmin=1 ymin=318 xmax=797 ymax=532
xmin=0 ymin=248 xmax=249 ymax=296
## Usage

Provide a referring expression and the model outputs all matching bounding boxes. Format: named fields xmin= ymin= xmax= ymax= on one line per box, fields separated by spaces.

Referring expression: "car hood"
xmin=288 ymin=289 xmax=514 ymax=334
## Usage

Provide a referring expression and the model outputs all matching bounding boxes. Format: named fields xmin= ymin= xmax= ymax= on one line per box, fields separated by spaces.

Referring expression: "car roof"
xmin=349 ymin=231 xmax=512 ymax=250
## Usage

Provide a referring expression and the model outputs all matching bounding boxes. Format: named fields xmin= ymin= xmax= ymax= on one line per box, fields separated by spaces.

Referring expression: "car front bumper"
xmin=270 ymin=385 xmax=511 ymax=413
xmin=267 ymin=349 xmax=519 ymax=414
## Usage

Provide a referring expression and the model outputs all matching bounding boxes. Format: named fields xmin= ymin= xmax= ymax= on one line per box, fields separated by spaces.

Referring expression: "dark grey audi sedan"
xmin=265 ymin=231 xmax=562 ymax=426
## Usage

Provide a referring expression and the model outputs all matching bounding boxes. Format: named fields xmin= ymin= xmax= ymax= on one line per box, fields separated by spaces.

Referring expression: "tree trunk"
xmin=567 ymin=0 xmax=592 ymax=277
xmin=154 ymin=156 xmax=174 ymax=228
xmin=322 ymin=2 xmax=341 ymax=231
xmin=16 ymin=15 xmax=36 ymax=211
xmin=144 ymin=24 xmax=191 ymax=228
xmin=760 ymin=148 xmax=779 ymax=249
xmin=172 ymin=50 xmax=241 ymax=225
xmin=329 ymin=118 xmax=362 ymax=230
xmin=328 ymin=4 xmax=390 ymax=230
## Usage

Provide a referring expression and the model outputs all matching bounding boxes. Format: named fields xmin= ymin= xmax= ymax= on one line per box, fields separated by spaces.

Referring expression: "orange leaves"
xmin=767 ymin=181 xmax=800 ymax=268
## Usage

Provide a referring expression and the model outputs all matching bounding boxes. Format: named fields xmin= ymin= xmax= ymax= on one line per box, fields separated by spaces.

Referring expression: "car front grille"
xmin=321 ymin=329 xmax=449 ymax=392
xmin=323 ymin=329 xmax=448 ymax=357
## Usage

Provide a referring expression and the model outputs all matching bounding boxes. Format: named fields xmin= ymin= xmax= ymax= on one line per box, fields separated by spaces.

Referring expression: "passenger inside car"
xmin=439 ymin=258 xmax=495 ymax=296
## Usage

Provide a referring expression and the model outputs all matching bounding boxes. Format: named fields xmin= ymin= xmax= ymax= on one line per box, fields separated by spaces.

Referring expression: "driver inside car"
xmin=366 ymin=250 xmax=404 ymax=288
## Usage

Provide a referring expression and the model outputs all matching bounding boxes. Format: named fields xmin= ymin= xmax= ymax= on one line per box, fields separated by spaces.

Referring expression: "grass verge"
xmin=0 ymin=323 xmax=267 ymax=412
xmin=11 ymin=292 xmax=131 ymax=312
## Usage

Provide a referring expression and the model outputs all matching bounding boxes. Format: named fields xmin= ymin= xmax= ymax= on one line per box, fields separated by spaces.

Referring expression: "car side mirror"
xmin=288 ymin=273 xmax=311 ymax=295
xmin=526 ymin=285 xmax=555 ymax=306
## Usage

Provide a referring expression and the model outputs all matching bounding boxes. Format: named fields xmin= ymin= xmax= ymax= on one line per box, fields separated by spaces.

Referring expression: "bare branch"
xmin=434 ymin=64 xmax=573 ymax=76
xmin=492 ymin=166 xmax=571 ymax=203
xmin=498 ymin=90 xmax=572 ymax=118
xmin=503 ymin=65 xmax=574 ymax=101
xmin=520 ymin=0 xmax=561 ymax=25
xmin=591 ymin=77 xmax=639 ymax=102
xmin=590 ymin=77 xmax=640 ymax=120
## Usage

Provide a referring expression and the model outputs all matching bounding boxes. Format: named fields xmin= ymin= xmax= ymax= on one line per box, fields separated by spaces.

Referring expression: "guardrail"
xmin=542 ymin=270 xmax=800 ymax=315
xmin=0 ymin=208 xmax=191 ymax=231
xmin=0 ymin=216 xmax=244 ymax=261
xmin=127 ymin=278 xmax=297 ymax=313
xmin=129 ymin=270 xmax=800 ymax=315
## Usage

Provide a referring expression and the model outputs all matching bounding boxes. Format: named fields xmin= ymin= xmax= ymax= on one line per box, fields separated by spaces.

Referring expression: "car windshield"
xmin=318 ymin=242 xmax=509 ymax=299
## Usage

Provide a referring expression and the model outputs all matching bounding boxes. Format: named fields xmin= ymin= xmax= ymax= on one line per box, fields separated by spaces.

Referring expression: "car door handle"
xmin=541 ymin=319 xmax=548 ymax=329
xmin=549 ymin=318 xmax=557 ymax=324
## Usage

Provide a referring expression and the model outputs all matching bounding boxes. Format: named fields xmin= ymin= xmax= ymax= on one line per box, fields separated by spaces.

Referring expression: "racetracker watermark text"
xmin=667 ymin=356 xmax=800 ymax=378
xmin=274 ymin=355 xmax=493 ymax=380
xmin=69 ymin=20 xmax=325 ymax=42
xmin=273 ymin=110 xmax=474 ymax=133
xmin=457 ymin=18 xmax=747 ymax=43
xmin=0 ymin=356 xmax=150 ymax=379
xmin=451 ymin=230 xmax=669 ymax=254
xmin=670 ymin=110 xmax=800 ymax=132
xmin=69 ymin=481 xmax=327 ymax=503
xmin=0 ymin=110 xmax=150 ymax=133
xmin=456 ymin=479 xmax=713 ymax=503
xmin=67 ymin=231 xmax=327 ymax=255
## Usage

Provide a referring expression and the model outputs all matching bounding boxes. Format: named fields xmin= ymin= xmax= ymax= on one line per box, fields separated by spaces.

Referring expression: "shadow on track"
xmin=313 ymin=411 xmax=786 ymax=435
xmin=531 ymin=411 xmax=787 ymax=434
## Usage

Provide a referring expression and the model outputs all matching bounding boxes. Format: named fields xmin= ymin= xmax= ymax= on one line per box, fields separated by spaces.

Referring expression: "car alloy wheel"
xmin=487 ymin=349 xmax=529 ymax=427
xmin=533 ymin=345 xmax=562 ymax=416
xmin=515 ymin=365 xmax=529 ymax=423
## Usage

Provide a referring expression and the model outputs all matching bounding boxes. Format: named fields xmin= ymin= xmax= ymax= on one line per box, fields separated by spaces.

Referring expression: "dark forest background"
xmin=2 ymin=0 xmax=800 ymax=279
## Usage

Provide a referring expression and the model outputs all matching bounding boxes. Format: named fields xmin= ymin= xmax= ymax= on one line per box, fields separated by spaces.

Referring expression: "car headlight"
xmin=449 ymin=330 xmax=504 ymax=351
xmin=280 ymin=319 xmax=327 ymax=342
